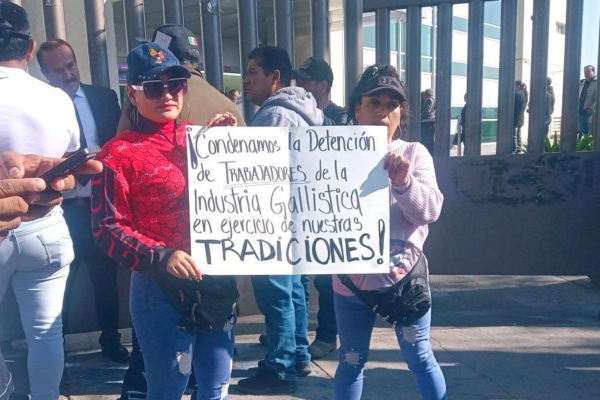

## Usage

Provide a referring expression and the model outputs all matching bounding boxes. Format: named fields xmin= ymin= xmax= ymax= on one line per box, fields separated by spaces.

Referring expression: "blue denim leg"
xmin=130 ymin=272 xmax=234 ymax=400
xmin=333 ymin=293 xmax=377 ymax=400
xmin=292 ymin=275 xmax=311 ymax=366
xmin=314 ymin=275 xmax=337 ymax=343
xmin=334 ymin=293 xmax=447 ymax=400
xmin=395 ymin=310 xmax=447 ymax=400
xmin=0 ymin=216 xmax=73 ymax=400
xmin=251 ymin=275 xmax=310 ymax=381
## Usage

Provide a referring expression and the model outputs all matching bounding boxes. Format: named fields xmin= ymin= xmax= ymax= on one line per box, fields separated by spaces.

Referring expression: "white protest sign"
xmin=186 ymin=125 xmax=389 ymax=275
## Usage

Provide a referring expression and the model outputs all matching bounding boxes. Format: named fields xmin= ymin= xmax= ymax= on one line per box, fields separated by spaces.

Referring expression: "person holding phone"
xmin=0 ymin=151 xmax=102 ymax=400
xmin=91 ymin=42 xmax=239 ymax=400
xmin=0 ymin=3 xmax=84 ymax=400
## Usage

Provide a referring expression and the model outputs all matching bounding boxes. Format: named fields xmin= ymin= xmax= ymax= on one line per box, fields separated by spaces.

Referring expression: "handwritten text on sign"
xmin=186 ymin=126 xmax=390 ymax=275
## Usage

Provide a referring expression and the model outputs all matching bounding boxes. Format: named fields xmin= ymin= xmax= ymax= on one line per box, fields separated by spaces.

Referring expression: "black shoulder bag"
xmin=337 ymin=253 xmax=431 ymax=327
xmin=158 ymin=275 xmax=239 ymax=334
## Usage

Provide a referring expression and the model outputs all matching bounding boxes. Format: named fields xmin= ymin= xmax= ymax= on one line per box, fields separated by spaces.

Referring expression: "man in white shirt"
xmin=0 ymin=3 xmax=80 ymax=399
xmin=36 ymin=39 xmax=127 ymax=363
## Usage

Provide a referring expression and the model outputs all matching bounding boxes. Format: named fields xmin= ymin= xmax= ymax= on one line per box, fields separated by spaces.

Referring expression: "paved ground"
xmin=5 ymin=275 xmax=600 ymax=400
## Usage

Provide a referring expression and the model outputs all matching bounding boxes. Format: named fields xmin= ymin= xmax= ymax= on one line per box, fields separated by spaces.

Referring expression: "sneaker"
xmin=258 ymin=333 xmax=268 ymax=347
xmin=236 ymin=368 xmax=297 ymax=395
xmin=308 ymin=339 xmax=336 ymax=359
xmin=256 ymin=360 xmax=312 ymax=377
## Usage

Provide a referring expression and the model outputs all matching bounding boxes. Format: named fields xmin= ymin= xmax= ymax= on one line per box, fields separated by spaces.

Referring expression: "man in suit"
xmin=36 ymin=39 xmax=129 ymax=363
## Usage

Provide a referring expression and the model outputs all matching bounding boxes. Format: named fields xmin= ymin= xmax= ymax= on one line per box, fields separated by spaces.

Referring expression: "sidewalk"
xmin=6 ymin=275 xmax=600 ymax=400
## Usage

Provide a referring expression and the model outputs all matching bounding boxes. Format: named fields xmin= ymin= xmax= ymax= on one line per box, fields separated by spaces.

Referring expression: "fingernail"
xmin=9 ymin=167 xmax=20 ymax=178
xmin=34 ymin=179 xmax=46 ymax=190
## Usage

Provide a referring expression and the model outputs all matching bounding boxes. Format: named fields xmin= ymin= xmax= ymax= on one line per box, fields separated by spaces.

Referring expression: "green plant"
xmin=577 ymin=134 xmax=594 ymax=151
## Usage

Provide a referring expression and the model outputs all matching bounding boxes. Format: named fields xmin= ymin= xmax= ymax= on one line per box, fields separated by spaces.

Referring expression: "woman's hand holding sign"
xmin=384 ymin=152 xmax=411 ymax=187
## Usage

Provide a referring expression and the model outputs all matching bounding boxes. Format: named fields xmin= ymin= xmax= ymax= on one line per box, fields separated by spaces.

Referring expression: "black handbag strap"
xmin=338 ymin=249 xmax=426 ymax=296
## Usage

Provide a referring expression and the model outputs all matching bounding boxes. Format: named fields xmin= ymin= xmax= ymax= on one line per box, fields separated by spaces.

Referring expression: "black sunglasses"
xmin=131 ymin=77 xmax=188 ymax=100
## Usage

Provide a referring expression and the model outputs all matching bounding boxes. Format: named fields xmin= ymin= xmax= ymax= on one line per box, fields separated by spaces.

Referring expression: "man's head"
xmin=292 ymin=57 xmax=334 ymax=105
xmin=584 ymin=65 xmax=596 ymax=81
xmin=0 ymin=1 xmax=35 ymax=67
xmin=243 ymin=46 xmax=292 ymax=106
xmin=422 ymin=88 xmax=433 ymax=99
xmin=37 ymin=39 xmax=80 ymax=97
xmin=139 ymin=24 xmax=201 ymax=71
xmin=227 ymin=89 xmax=239 ymax=103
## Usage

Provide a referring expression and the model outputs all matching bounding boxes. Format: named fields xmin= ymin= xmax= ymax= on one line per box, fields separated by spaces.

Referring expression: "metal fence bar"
xmin=200 ymin=0 xmax=224 ymax=92
xmin=527 ymin=0 xmax=550 ymax=154
xmin=164 ymin=0 xmax=184 ymax=25
xmin=375 ymin=8 xmax=390 ymax=65
xmin=311 ymin=0 xmax=330 ymax=62
xmin=275 ymin=0 xmax=295 ymax=67
xmin=124 ymin=0 xmax=146 ymax=52
xmin=344 ymin=0 xmax=363 ymax=107
xmin=406 ymin=5 xmax=421 ymax=142
xmin=43 ymin=0 xmax=66 ymax=40
xmin=496 ymin=0 xmax=518 ymax=155
xmin=560 ymin=0 xmax=584 ymax=152
xmin=238 ymin=0 xmax=259 ymax=122
xmin=84 ymin=0 xmax=110 ymax=88
xmin=465 ymin=0 xmax=484 ymax=156
xmin=434 ymin=2 xmax=452 ymax=156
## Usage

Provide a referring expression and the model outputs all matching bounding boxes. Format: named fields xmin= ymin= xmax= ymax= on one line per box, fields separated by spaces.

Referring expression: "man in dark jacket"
xmin=420 ymin=88 xmax=436 ymax=121
xmin=514 ymin=81 xmax=528 ymax=153
xmin=293 ymin=57 xmax=348 ymax=125
xmin=36 ymin=39 xmax=128 ymax=363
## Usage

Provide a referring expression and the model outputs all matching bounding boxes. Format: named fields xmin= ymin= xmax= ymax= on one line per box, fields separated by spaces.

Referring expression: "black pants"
xmin=62 ymin=198 xmax=121 ymax=348
xmin=314 ymin=275 xmax=338 ymax=343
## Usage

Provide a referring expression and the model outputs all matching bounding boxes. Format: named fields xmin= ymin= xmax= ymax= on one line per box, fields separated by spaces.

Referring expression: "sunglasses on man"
xmin=131 ymin=78 xmax=188 ymax=100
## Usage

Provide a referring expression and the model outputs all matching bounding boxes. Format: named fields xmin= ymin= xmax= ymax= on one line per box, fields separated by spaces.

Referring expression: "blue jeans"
xmin=334 ymin=293 xmax=447 ymax=400
xmin=0 ymin=214 xmax=73 ymax=400
xmin=579 ymin=112 xmax=592 ymax=134
xmin=314 ymin=275 xmax=337 ymax=343
xmin=251 ymin=275 xmax=310 ymax=381
xmin=130 ymin=272 xmax=235 ymax=400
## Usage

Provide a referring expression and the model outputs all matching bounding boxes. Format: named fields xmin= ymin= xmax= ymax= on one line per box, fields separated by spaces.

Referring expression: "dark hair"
xmin=584 ymin=65 xmax=596 ymax=73
xmin=0 ymin=36 xmax=30 ymax=61
xmin=515 ymin=80 xmax=529 ymax=103
xmin=248 ymin=46 xmax=292 ymax=87
xmin=347 ymin=64 xmax=410 ymax=140
xmin=36 ymin=38 xmax=77 ymax=70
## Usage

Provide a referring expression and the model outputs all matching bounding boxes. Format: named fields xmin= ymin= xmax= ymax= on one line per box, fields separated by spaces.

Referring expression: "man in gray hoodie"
xmin=236 ymin=46 xmax=324 ymax=395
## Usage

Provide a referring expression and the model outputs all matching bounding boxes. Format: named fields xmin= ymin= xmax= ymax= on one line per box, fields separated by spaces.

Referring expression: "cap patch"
xmin=149 ymin=48 xmax=166 ymax=65
xmin=188 ymin=36 xmax=198 ymax=46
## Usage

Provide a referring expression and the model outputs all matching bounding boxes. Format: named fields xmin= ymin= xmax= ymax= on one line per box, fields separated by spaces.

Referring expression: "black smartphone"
xmin=39 ymin=146 xmax=101 ymax=183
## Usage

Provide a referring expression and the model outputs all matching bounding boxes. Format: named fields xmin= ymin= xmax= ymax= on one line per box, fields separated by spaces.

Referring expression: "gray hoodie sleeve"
xmin=252 ymin=108 xmax=297 ymax=127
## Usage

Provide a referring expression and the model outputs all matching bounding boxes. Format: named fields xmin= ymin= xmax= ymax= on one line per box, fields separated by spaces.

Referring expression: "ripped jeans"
xmin=130 ymin=272 xmax=234 ymax=400
xmin=334 ymin=293 xmax=447 ymax=400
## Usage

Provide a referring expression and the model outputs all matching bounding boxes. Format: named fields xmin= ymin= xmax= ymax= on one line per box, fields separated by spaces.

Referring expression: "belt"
xmin=63 ymin=197 xmax=91 ymax=207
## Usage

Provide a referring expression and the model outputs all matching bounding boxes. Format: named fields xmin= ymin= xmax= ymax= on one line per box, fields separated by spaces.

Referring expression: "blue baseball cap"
xmin=126 ymin=42 xmax=191 ymax=83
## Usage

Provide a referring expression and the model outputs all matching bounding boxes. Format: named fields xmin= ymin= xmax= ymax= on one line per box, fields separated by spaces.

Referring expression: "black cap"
xmin=0 ymin=1 xmax=31 ymax=42
xmin=137 ymin=24 xmax=200 ymax=64
xmin=126 ymin=42 xmax=191 ymax=83
xmin=292 ymin=57 xmax=334 ymax=86
xmin=360 ymin=75 xmax=407 ymax=102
